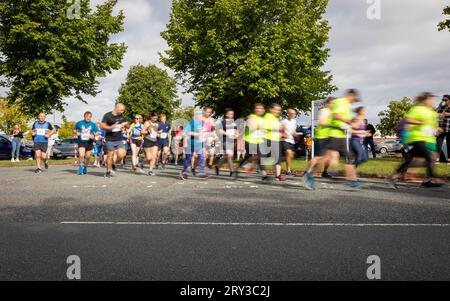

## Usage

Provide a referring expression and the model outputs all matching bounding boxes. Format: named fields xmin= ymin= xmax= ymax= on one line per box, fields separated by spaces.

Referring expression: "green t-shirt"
xmin=329 ymin=97 xmax=352 ymax=139
xmin=405 ymin=105 xmax=438 ymax=144
xmin=244 ymin=114 xmax=264 ymax=144
xmin=315 ymin=107 xmax=332 ymax=140
xmin=264 ymin=113 xmax=281 ymax=142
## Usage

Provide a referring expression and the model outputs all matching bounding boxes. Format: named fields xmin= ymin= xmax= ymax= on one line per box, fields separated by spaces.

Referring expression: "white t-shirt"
xmin=281 ymin=119 xmax=297 ymax=144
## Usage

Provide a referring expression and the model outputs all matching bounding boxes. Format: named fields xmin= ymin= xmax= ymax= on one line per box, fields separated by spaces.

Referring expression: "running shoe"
xmin=233 ymin=170 xmax=239 ymax=180
xmin=77 ymin=165 xmax=84 ymax=175
xmin=275 ymin=175 xmax=287 ymax=182
xmin=198 ymin=174 xmax=210 ymax=180
xmin=104 ymin=172 xmax=112 ymax=178
xmin=35 ymin=168 xmax=42 ymax=174
xmin=422 ymin=181 xmax=443 ymax=188
xmin=112 ymin=164 xmax=117 ymax=171
xmin=83 ymin=166 xmax=87 ymax=175
xmin=262 ymin=176 xmax=271 ymax=183
xmin=286 ymin=172 xmax=296 ymax=177
xmin=322 ymin=171 xmax=332 ymax=178
xmin=348 ymin=181 xmax=363 ymax=189
xmin=215 ymin=166 xmax=220 ymax=176
xmin=191 ymin=169 xmax=196 ymax=177
xmin=44 ymin=160 xmax=49 ymax=170
xmin=385 ymin=177 xmax=398 ymax=189
xmin=137 ymin=168 xmax=146 ymax=174
xmin=179 ymin=172 xmax=188 ymax=180
xmin=305 ymin=172 xmax=315 ymax=190
xmin=148 ymin=171 xmax=155 ymax=176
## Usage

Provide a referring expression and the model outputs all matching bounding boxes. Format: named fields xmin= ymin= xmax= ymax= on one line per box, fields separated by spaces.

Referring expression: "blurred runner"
xmin=172 ymin=126 xmax=184 ymax=165
xmin=234 ymin=103 xmax=265 ymax=179
xmin=302 ymin=97 xmax=334 ymax=189
xmin=202 ymin=106 xmax=216 ymax=169
xmin=215 ymin=108 xmax=237 ymax=177
xmin=387 ymin=92 xmax=443 ymax=188
xmin=281 ymin=108 xmax=298 ymax=177
xmin=93 ymin=122 xmax=104 ymax=168
xmin=180 ymin=110 xmax=209 ymax=180
xmin=157 ymin=114 xmax=171 ymax=169
xmin=260 ymin=103 xmax=286 ymax=182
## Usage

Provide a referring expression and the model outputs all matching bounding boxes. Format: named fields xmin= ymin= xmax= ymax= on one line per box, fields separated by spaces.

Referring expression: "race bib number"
xmin=150 ymin=131 xmax=158 ymax=139
xmin=36 ymin=129 xmax=46 ymax=136
xmin=133 ymin=129 xmax=141 ymax=136
xmin=81 ymin=133 xmax=90 ymax=141
xmin=160 ymin=133 xmax=168 ymax=139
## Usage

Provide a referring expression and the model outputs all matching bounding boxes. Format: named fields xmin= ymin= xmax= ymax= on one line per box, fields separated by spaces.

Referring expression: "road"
xmin=0 ymin=164 xmax=449 ymax=280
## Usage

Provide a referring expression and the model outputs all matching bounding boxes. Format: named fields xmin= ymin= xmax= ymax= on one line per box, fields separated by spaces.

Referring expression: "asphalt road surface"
xmin=0 ymin=164 xmax=449 ymax=281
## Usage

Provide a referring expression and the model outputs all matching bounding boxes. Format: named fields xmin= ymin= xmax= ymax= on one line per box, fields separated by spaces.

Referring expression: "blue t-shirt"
xmin=75 ymin=120 xmax=98 ymax=142
xmin=184 ymin=120 xmax=204 ymax=152
xmin=157 ymin=122 xmax=171 ymax=145
xmin=32 ymin=121 xmax=53 ymax=143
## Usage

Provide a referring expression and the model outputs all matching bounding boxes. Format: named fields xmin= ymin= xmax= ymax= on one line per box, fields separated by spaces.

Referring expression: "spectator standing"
xmin=363 ymin=119 xmax=377 ymax=158
xmin=10 ymin=124 xmax=23 ymax=162
xmin=437 ymin=95 xmax=450 ymax=163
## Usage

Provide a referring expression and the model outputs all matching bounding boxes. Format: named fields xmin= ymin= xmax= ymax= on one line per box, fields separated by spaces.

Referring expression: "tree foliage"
xmin=377 ymin=97 xmax=414 ymax=137
xmin=0 ymin=97 xmax=31 ymax=134
xmin=173 ymin=105 xmax=195 ymax=121
xmin=438 ymin=6 xmax=450 ymax=31
xmin=57 ymin=115 xmax=76 ymax=140
xmin=116 ymin=64 xmax=181 ymax=121
xmin=161 ymin=0 xmax=335 ymax=117
xmin=0 ymin=0 xmax=127 ymax=116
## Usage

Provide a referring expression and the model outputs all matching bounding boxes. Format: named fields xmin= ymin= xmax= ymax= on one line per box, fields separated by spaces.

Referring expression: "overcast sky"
xmin=2 ymin=0 xmax=450 ymax=125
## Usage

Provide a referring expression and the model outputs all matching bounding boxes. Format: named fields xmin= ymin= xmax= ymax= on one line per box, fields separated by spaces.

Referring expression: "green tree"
xmin=0 ymin=0 xmax=127 ymax=116
xmin=438 ymin=6 xmax=450 ymax=31
xmin=0 ymin=97 xmax=31 ymax=134
xmin=377 ymin=97 xmax=414 ymax=137
xmin=173 ymin=105 xmax=195 ymax=121
xmin=161 ymin=0 xmax=335 ymax=117
xmin=116 ymin=64 xmax=181 ymax=121
xmin=57 ymin=116 xmax=76 ymax=140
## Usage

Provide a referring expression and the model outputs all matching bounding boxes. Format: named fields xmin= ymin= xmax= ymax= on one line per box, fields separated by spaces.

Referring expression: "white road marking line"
xmin=60 ymin=222 xmax=450 ymax=227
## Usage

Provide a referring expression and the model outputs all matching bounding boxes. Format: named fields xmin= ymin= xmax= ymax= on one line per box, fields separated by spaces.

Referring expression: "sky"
xmin=2 ymin=0 xmax=450 ymax=125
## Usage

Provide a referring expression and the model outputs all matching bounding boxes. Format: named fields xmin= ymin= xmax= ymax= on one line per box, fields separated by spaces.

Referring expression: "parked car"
xmin=0 ymin=134 xmax=34 ymax=160
xmin=52 ymin=138 xmax=79 ymax=159
xmin=375 ymin=140 xmax=404 ymax=155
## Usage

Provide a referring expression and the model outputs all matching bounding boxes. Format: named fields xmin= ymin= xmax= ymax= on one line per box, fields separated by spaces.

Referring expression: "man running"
xmin=31 ymin=113 xmax=54 ymax=174
xmin=387 ymin=92 xmax=443 ymax=188
xmin=260 ymin=103 xmax=286 ymax=182
xmin=326 ymin=89 xmax=360 ymax=188
xmin=101 ymin=103 xmax=128 ymax=178
xmin=303 ymin=97 xmax=334 ymax=189
xmin=157 ymin=113 xmax=171 ymax=169
xmin=73 ymin=111 xmax=100 ymax=175
xmin=142 ymin=112 xmax=160 ymax=176
xmin=180 ymin=109 xmax=209 ymax=180
xmin=281 ymin=108 xmax=298 ymax=177
xmin=234 ymin=103 xmax=265 ymax=179
xmin=215 ymin=108 xmax=238 ymax=177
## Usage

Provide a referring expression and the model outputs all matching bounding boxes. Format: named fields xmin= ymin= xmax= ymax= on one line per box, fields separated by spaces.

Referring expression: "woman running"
xmin=142 ymin=112 xmax=160 ymax=176
xmin=350 ymin=107 xmax=370 ymax=168
xmin=173 ymin=126 xmax=184 ymax=165
xmin=157 ymin=113 xmax=171 ymax=169
xmin=128 ymin=115 xmax=144 ymax=173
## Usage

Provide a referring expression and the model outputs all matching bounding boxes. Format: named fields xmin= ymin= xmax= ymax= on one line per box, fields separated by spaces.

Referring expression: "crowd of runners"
xmin=26 ymin=90 xmax=450 ymax=189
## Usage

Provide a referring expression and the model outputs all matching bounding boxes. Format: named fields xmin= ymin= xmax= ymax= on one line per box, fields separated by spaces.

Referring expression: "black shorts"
xmin=33 ymin=142 xmax=48 ymax=152
xmin=144 ymin=139 xmax=158 ymax=148
xmin=314 ymin=138 xmax=329 ymax=157
xmin=130 ymin=138 xmax=143 ymax=146
xmin=282 ymin=141 xmax=295 ymax=153
xmin=158 ymin=141 xmax=170 ymax=149
xmin=328 ymin=137 xmax=350 ymax=161
xmin=78 ymin=141 xmax=94 ymax=151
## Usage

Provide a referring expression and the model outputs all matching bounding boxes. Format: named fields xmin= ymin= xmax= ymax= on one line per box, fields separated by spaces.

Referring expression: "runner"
xmin=172 ymin=126 xmax=184 ymax=165
xmin=215 ymin=108 xmax=238 ymax=177
xmin=31 ymin=112 xmax=54 ymax=173
xmin=179 ymin=109 xmax=209 ymax=180
xmin=281 ymin=108 xmax=298 ymax=177
xmin=101 ymin=103 xmax=128 ymax=178
xmin=142 ymin=112 xmax=160 ymax=176
xmin=387 ymin=92 xmax=443 ymax=188
xmin=302 ymin=97 xmax=334 ymax=189
xmin=93 ymin=122 xmax=104 ymax=168
xmin=128 ymin=115 xmax=144 ymax=173
xmin=202 ymin=106 xmax=216 ymax=169
xmin=436 ymin=95 xmax=450 ymax=164
xmin=260 ymin=103 xmax=286 ymax=182
xmin=234 ymin=103 xmax=265 ymax=179
xmin=326 ymin=89 xmax=360 ymax=188
xmin=46 ymin=125 xmax=59 ymax=161
xmin=157 ymin=114 xmax=172 ymax=169
xmin=73 ymin=111 xmax=100 ymax=175
xmin=350 ymin=107 xmax=370 ymax=168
